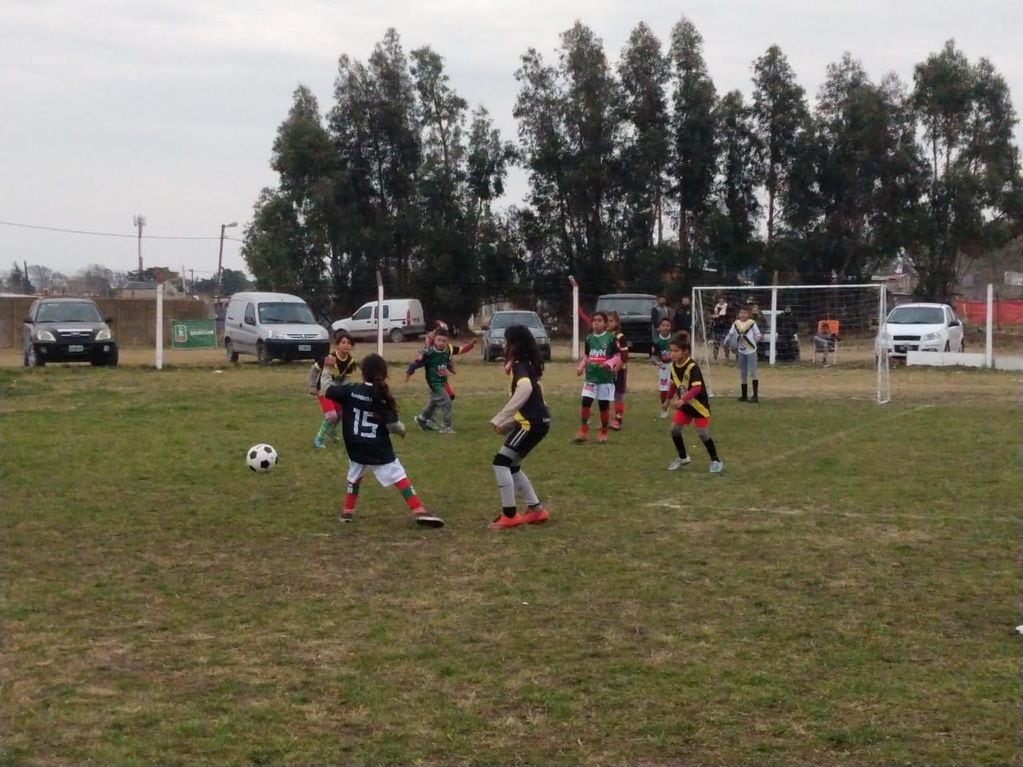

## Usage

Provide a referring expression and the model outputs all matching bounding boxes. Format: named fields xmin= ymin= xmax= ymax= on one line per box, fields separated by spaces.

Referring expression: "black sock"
xmin=503 ymin=506 xmax=517 ymax=518
xmin=740 ymin=384 xmax=748 ymax=399
xmin=702 ymin=437 xmax=719 ymax=462
xmin=752 ymin=380 xmax=759 ymax=397
xmin=672 ymin=433 xmax=688 ymax=459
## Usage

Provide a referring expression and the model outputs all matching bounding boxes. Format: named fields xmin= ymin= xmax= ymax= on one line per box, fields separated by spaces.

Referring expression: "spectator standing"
xmin=673 ymin=296 xmax=693 ymax=335
xmin=651 ymin=295 xmax=671 ymax=340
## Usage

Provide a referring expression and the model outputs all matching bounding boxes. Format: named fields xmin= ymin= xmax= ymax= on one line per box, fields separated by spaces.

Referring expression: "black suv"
xmin=22 ymin=297 xmax=119 ymax=367
xmin=594 ymin=293 xmax=657 ymax=356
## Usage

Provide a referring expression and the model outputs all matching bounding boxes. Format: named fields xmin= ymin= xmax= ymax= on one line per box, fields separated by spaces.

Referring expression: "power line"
xmin=0 ymin=219 xmax=243 ymax=241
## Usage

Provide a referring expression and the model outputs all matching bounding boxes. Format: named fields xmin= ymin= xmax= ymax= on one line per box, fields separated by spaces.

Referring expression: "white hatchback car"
xmin=879 ymin=302 xmax=965 ymax=359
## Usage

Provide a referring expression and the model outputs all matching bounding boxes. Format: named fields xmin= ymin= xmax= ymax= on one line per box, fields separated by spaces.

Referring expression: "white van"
xmin=223 ymin=291 xmax=330 ymax=365
xmin=332 ymin=298 xmax=426 ymax=343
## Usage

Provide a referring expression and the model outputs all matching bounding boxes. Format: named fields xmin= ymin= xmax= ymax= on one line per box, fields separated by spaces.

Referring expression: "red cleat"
xmin=489 ymin=513 xmax=526 ymax=530
xmin=522 ymin=507 xmax=549 ymax=525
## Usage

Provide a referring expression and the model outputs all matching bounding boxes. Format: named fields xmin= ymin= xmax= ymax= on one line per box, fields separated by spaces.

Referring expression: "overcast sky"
xmin=2 ymin=0 xmax=1020 ymax=282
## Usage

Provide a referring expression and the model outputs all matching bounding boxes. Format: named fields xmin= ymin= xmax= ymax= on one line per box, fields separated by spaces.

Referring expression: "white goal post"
xmin=691 ymin=284 xmax=891 ymax=404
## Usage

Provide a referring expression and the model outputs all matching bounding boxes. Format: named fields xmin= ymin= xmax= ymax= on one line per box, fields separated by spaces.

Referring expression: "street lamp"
xmin=217 ymin=221 xmax=238 ymax=296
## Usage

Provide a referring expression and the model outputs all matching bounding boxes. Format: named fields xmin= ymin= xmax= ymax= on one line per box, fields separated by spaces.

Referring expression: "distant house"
xmin=957 ymin=238 xmax=1023 ymax=301
xmin=115 ymin=280 xmax=182 ymax=300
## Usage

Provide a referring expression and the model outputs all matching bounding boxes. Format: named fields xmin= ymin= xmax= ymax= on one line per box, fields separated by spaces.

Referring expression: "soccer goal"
xmin=691 ymin=284 xmax=891 ymax=404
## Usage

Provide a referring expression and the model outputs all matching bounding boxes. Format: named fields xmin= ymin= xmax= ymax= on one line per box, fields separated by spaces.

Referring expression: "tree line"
xmin=242 ymin=20 xmax=1022 ymax=325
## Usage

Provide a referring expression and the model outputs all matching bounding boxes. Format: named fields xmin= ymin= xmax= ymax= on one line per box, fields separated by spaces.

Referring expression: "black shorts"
xmin=501 ymin=422 xmax=550 ymax=460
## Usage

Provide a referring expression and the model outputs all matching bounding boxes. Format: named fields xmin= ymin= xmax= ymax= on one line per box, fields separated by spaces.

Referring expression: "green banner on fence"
xmin=171 ymin=319 xmax=217 ymax=348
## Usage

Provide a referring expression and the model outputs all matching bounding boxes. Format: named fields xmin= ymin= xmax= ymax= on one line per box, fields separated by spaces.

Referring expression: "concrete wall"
xmin=0 ymin=296 xmax=211 ymax=348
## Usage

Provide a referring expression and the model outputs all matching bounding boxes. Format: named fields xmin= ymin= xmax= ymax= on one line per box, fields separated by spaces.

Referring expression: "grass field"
xmin=1 ymin=344 xmax=1021 ymax=766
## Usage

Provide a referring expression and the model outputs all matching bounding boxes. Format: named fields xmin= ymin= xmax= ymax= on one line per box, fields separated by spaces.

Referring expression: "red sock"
xmin=444 ymin=381 xmax=455 ymax=400
xmin=614 ymin=402 xmax=624 ymax=419
xmin=600 ymin=407 xmax=609 ymax=429
xmin=395 ymin=477 xmax=423 ymax=513
xmin=580 ymin=406 xmax=591 ymax=425
xmin=660 ymin=391 xmax=669 ymax=406
xmin=344 ymin=480 xmax=361 ymax=513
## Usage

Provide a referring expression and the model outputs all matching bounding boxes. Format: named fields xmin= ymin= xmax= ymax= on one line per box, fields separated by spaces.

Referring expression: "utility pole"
xmin=133 ymin=214 xmax=146 ymax=279
xmin=217 ymin=221 xmax=238 ymax=297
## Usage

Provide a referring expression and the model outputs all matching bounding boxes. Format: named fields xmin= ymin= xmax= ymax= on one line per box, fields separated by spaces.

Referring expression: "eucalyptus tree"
xmin=617 ymin=22 xmax=670 ymax=259
xmin=329 ymin=29 xmax=422 ymax=298
xmin=751 ymin=45 xmax=808 ymax=253
xmin=910 ymin=40 xmax=1021 ymax=300
xmin=467 ymin=107 xmax=516 ymax=299
xmin=243 ymin=86 xmax=332 ymax=307
xmin=514 ymin=22 xmax=623 ymax=294
xmin=705 ymin=89 xmax=763 ymax=279
xmin=809 ymin=56 xmax=924 ymax=281
xmin=668 ymin=16 xmax=718 ymax=267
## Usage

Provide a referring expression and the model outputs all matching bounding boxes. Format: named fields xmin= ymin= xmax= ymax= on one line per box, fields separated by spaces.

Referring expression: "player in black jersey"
xmin=666 ymin=334 xmax=724 ymax=474
xmin=325 ymin=354 xmax=443 ymax=527
xmin=488 ymin=325 xmax=552 ymax=529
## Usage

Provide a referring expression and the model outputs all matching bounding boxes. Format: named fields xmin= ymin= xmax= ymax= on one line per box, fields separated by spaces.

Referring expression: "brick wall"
xmin=0 ymin=296 xmax=212 ymax=348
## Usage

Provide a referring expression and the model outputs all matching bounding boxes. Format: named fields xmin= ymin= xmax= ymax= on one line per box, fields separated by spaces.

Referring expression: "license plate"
xmin=298 ymin=344 xmax=311 ymax=352
xmin=68 ymin=344 xmax=84 ymax=352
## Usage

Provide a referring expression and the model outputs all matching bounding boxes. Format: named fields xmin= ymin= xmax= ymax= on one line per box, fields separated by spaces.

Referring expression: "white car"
xmin=332 ymin=298 xmax=426 ymax=343
xmin=879 ymin=302 xmax=965 ymax=359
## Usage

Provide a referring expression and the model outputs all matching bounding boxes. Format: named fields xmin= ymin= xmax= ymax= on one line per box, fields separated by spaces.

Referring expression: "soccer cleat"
xmin=709 ymin=460 xmax=724 ymax=474
xmin=437 ymin=426 xmax=456 ymax=434
xmin=737 ymin=396 xmax=748 ymax=402
xmin=572 ymin=430 xmax=588 ymax=443
xmin=339 ymin=511 xmax=354 ymax=523
xmin=749 ymin=396 xmax=760 ymax=403
xmin=597 ymin=430 xmax=608 ymax=444
xmin=522 ymin=507 xmax=549 ymax=525
xmin=668 ymin=456 xmax=691 ymax=471
xmin=659 ymin=409 xmax=669 ymax=419
xmin=413 ymin=510 xmax=445 ymax=528
xmin=414 ymin=414 xmax=431 ymax=431
xmin=609 ymin=418 xmax=622 ymax=431
xmin=489 ymin=513 xmax=526 ymax=529
xmin=313 ymin=435 xmax=326 ymax=449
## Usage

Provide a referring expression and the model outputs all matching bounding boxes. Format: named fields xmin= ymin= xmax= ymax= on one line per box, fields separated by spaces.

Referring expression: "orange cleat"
xmin=522 ymin=507 xmax=549 ymax=525
xmin=489 ymin=513 xmax=526 ymax=530
xmin=597 ymin=429 xmax=609 ymax=444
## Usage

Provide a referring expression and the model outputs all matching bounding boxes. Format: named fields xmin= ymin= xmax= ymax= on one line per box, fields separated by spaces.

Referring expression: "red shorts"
xmin=673 ymin=408 xmax=709 ymax=429
xmin=318 ymin=395 xmax=342 ymax=416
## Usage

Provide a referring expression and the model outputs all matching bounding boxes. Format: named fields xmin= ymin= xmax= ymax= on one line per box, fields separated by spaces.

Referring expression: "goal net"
xmin=691 ymin=284 xmax=890 ymax=404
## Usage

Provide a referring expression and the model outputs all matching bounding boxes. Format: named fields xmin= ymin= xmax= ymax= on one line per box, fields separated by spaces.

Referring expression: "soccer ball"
xmin=246 ymin=443 xmax=278 ymax=473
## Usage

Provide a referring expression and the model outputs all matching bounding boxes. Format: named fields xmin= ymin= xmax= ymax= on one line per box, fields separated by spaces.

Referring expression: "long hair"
xmin=504 ymin=325 xmax=544 ymax=378
xmin=360 ymin=353 xmax=398 ymax=416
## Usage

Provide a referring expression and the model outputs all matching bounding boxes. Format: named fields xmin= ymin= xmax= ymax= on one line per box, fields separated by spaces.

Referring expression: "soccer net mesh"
xmin=691 ymin=284 xmax=890 ymax=404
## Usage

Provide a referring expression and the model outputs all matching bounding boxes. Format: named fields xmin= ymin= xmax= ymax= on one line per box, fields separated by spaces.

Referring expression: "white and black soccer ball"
xmin=246 ymin=443 xmax=278 ymax=473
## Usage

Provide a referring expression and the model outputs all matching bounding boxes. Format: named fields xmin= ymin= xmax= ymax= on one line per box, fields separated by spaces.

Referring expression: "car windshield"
xmin=37 ymin=302 xmax=102 ymax=322
xmin=492 ymin=312 xmax=541 ymax=329
xmin=258 ymin=302 xmax=316 ymax=324
xmin=888 ymin=306 xmax=945 ymax=324
xmin=596 ymin=297 xmax=656 ymax=315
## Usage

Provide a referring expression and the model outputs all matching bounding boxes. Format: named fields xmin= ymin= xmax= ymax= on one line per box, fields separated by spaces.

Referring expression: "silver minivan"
xmin=223 ymin=292 xmax=330 ymax=365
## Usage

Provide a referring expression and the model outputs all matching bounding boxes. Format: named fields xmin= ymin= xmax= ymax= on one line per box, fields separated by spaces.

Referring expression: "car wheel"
xmin=27 ymin=347 xmax=44 ymax=367
xmin=226 ymin=340 xmax=239 ymax=363
xmin=257 ymin=342 xmax=271 ymax=366
xmin=389 ymin=328 xmax=405 ymax=343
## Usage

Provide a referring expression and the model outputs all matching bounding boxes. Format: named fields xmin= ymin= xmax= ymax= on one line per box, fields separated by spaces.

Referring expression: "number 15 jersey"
xmin=325 ymin=382 xmax=399 ymax=465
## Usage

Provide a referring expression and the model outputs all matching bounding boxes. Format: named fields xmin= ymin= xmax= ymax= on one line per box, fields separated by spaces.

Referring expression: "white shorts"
xmin=581 ymin=381 xmax=615 ymax=401
xmin=658 ymin=363 xmax=671 ymax=392
xmin=347 ymin=459 xmax=407 ymax=488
